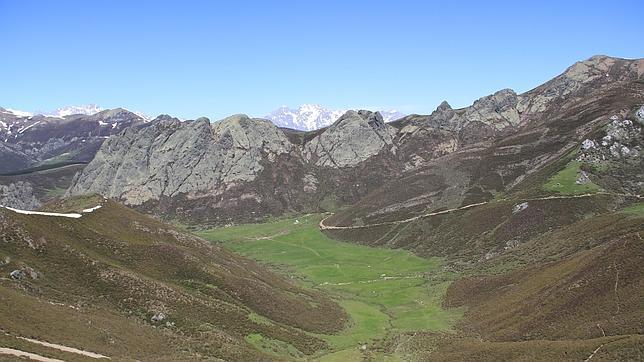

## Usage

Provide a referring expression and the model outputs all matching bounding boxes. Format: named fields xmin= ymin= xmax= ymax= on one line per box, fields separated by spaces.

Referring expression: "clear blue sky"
xmin=1 ymin=0 xmax=642 ymax=120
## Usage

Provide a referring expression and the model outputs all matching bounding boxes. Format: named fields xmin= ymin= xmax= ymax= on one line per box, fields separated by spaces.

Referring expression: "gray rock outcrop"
xmin=304 ymin=110 xmax=396 ymax=168
xmin=0 ymin=181 xmax=40 ymax=210
xmin=68 ymin=115 xmax=292 ymax=206
xmin=465 ymin=89 xmax=521 ymax=130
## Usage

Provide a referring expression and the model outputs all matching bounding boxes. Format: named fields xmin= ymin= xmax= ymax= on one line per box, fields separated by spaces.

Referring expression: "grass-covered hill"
xmin=0 ymin=195 xmax=347 ymax=360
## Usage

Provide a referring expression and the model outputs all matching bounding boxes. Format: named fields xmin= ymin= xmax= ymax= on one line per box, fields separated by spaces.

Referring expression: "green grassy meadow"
xmin=543 ymin=160 xmax=601 ymax=194
xmin=619 ymin=201 xmax=644 ymax=216
xmin=198 ymin=214 xmax=462 ymax=359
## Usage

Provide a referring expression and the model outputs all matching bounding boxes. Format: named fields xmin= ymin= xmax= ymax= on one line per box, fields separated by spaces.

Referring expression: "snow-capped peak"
xmin=43 ymin=104 xmax=103 ymax=118
xmin=2 ymin=108 xmax=33 ymax=118
xmin=264 ymin=104 xmax=405 ymax=131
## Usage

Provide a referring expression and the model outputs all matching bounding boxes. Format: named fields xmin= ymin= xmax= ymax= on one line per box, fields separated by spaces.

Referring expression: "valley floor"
xmin=198 ymin=214 xmax=462 ymax=360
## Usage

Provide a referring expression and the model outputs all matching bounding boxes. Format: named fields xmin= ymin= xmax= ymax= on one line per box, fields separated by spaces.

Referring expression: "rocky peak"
xmin=436 ymin=101 xmax=452 ymax=112
xmin=357 ymin=110 xmax=387 ymax=129
xmin=519 ymin=56 xmax=643 ymax=114
xmin=152 ymin=114 xmax=181 ymax=123
xmin=304 ymin=110 xmax=397 ymax=168
xmin=465 ymin=88 xmax=521 ymax=130
xmin=427 ymin=100 xmax=463 ymax=130
xmin=212 ymin=114 xmax=291 ymax=154
xmin=563 ymin=55 xmax=617 ymax=82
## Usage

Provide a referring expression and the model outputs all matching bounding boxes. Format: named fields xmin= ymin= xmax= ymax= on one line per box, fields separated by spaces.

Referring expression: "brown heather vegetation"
xmin=0 ymin=196 xmax=347 ymax=360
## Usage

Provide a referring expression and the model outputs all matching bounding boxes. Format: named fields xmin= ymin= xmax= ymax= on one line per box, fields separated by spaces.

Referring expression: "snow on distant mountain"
xmin=0 ymin=104 xmax=151 ymax=122
xmin=43 ymin=104 xmax=104 ymax=117
xmin=43 ymin=105 xmax=151 ymax=121
xmin=379 ymin=110 xmax=407 ymax=122
xmin=0 ymin=107 xmax=33 ymax=118
xmin=265 ymin=104 xmax=406 ymax=131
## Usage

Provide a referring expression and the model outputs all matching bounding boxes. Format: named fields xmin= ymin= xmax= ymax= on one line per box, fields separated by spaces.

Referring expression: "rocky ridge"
xmin=65 ymin=56 xmax=643 ymax=224
xmin=304 ymin=110 xmax=397 ymax=167
xmin=68 ymin=114 xmax=293 ymax=206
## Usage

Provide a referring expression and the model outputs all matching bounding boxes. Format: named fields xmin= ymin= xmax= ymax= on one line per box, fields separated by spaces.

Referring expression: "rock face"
xmin=0 ymin=181 xmax=40 ymax=210
xmin=68 ymin=115 xmax=292 ymax=206
xmin=66 ymin=56 xmax=643 ymax=224
xmin=0 ymin=108 xmax=145 ymax=173
xmin=465 ymin=89 xmax=521 ymax=130
xmin=304 ymin=110 xmax=397 ymax=167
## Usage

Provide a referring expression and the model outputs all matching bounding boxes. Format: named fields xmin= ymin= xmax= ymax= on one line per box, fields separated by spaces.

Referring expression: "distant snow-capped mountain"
xmin=43 ymin=104 xmax=104 ymax=117
xmin=0 ymin=104 xmax=150 ymax=121
xmin=265 ymin=104 xmax=405 ymax=131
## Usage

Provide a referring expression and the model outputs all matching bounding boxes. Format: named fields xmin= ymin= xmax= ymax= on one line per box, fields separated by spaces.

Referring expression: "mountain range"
xmin=56 ymin=56 xmax=642 ymax=226
xmin=0 ymin=55 xmax=643 ymax=361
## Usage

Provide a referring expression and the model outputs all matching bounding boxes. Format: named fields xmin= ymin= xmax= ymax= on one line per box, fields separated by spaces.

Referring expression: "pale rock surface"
xmin=68 ymin=114 xmax=292 ymax=205
xmin=304 ymin=110 xmax=396 ymax=168
xmin=0 ymin=182 xmax=40 ymax=210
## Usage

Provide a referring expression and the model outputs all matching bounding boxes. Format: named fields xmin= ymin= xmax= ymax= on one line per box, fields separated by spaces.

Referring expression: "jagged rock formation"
xmin=68 ymin=115 xmax=292 ymax=206
xmin=326 ymin=56 xmax=643 ymax=226
xmin=304 ymin=110 xmax=397 ymax=167
xmin=66 ymin=56 xmax=643 ymax=224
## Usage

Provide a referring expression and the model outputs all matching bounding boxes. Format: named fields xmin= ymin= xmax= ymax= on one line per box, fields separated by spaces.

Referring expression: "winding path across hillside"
xmin=319 ymin=192 xmax=642 ymax=230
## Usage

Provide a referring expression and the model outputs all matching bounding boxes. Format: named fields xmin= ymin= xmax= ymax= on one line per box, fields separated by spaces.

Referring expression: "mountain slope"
xmin=325 ymin=56 xmax=643 ymax=227
xmin=0 ymin=108 xmax=145 ymax=174
xmin=0 ymin=195 xmax=346 ymax=360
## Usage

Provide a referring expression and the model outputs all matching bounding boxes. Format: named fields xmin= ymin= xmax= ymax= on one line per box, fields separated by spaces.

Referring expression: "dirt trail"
xmin=0 ymin=347 xmax=64 ymax=362
xmin=320 ymin=274 xmax=423 ymax=286
xmin=0 ymin=328 xmax=110 ymax=360
xmin=17 ymin=337 xmax=111 ymax=359
xmin=319 ymin=192 xmax=641 ymax=230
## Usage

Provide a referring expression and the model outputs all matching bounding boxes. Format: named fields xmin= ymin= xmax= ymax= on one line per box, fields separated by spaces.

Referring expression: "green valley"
xmin=198 ymin=214 xmax=462 ymax=359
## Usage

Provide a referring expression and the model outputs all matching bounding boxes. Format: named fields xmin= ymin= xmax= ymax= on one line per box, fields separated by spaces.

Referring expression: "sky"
xmin=1 ymin=0 xmax=643 ymax=120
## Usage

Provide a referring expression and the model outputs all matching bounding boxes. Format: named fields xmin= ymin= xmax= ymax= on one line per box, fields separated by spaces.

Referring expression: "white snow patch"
xmin=82 ymin=205 xmax=102 ymax=213
xmin=1 ymin=206 xmax=82 ymax=218
xmin=44 ymin=104 xmax=103 ymax=118
xmin=17 ymin=121 xmax=40 ymax=134
xmin=4 ymin=108 xmax=33 ymax=117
